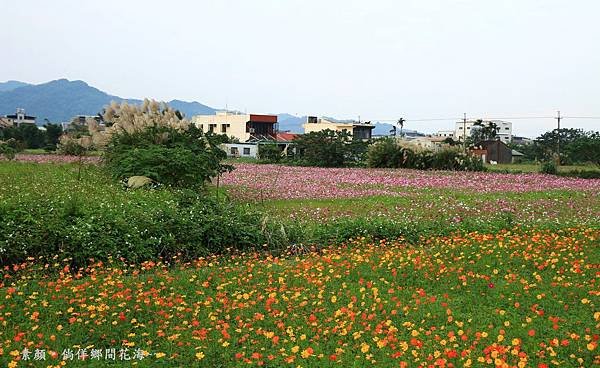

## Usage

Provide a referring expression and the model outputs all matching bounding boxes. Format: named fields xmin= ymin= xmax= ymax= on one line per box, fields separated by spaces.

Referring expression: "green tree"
xmin=43 ymin=123 xmax=63 ymax=150
xmin=258 ymin=142 xmax=282 ymax=163
xmin=101 ymin=100 xmax=232 ymax=188
xmin=533 ymin=128 xmax=590 ymax=164
xmin=468 ymin=120 xmax=499 ymax=146
xmin=292 ymin=129 xmax=367 ymax=167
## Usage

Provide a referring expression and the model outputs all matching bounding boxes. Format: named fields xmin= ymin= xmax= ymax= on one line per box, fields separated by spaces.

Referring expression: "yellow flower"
xmin=291 ymin=346 xmax=300 ymax=353
xmin=196 ymin=351 xmax=205 ymax=360
xmin=587 ymin=342 xmax=596 ymax=351
xmin=360 ymin=342 xmax=370 ymax=353
xmin=155 ymin=352 xmax=166 ymax=358
xmin=8 ymin=361 xmax=17 ymax=368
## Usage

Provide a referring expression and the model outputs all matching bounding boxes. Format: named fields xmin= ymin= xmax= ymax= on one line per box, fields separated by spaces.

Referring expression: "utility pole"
xmin=463 ymin=112 xmax=467 ymax=153
xmin=555 ymin=110 xmax=561 ymax=166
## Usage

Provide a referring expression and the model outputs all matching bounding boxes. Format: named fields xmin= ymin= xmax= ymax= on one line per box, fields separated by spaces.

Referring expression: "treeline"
xmin=259 ymin=130 xmax=486 ymax=171
xmin=510 ymin=128 xmax=600 ymax=166
xmin=0 ymin=124 xmax=63 ymax=151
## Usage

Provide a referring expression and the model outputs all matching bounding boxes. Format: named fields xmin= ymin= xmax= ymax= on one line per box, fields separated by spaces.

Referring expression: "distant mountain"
xmin=277 ymin=113 xmax=306 ymax=133
xmin=0 ymin=79 xmax=423 ymax=136
xmin=0 ymin=80 xmax=31 ymax=92
xmin=168 ymin=99 xmax=216 ymax=118
xmin=0 ymin=79 xmax=216 ymax=123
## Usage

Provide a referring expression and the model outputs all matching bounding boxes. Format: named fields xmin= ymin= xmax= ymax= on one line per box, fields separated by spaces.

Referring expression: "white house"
xmin=3 ymin=108 xmax=36 ymax=127
xmin=454 ymin=120 xmax=512 ymax=143
xmin=221 ymin=143 xmax=259 ymax=158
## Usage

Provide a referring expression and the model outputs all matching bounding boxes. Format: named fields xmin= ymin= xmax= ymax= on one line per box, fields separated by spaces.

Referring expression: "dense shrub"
xmin=366 ymin=138 xmax=405 ymax=168
xmin=258 ymin=143 xmax=282 ymax=163
xmin=96 ymin=100 xmax=233 ymax=188
xmin=292 ymin=129 xmax=369 ymax=167
xmin=58 ymin=138 xmax=89 ymax=156
xmin=0 ymin=168 xmax=271 ymax=267
xmin=0 ymin=139 xmax=18 ymax=160
xmin=540 ymin=161 xmax=558 ymax=175
xmin=367 ymin=140 xmax=485 ymax=171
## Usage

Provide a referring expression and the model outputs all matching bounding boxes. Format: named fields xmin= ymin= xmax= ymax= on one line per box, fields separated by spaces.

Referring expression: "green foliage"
xmin=540 ymin=161 xmax=558 ymax=175
xmin=0 ymin=140 xmax=17 ymax=160
xmin=104 ymin=125 xmax=232 ymax=188
xmin=0 ymin=124 xmax=46 ymax=149
xmin=258 ymin=142 xmax=282 ymax=163
xmin=466 ymin=120 xmax=499 ymax=146
xmin=43 ymin=123 xmax=63 ymax=150
xmin=58 ymin=139 xmax=88 ymax=156
xmin=367 ymin=140 xmax=485 ymax=171
xmin=0 ymin=163 xmax=274 ymax=268
xmin=292 ymin=129 xmax=369 ymax=167
xmin=523 ymin=128 xmax=600 ymax=165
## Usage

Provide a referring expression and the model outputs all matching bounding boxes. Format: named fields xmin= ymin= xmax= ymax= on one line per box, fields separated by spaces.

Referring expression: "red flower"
xmin=488 ymin=283 xmax=495 ymax=288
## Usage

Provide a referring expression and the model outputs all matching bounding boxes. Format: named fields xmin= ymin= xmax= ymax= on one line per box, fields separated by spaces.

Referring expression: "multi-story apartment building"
xmin=192 ymin=111 xmax=278 ymax=142
xmin=453 ymin=120 xmax=513 ymax=143
xmin=303 ymin=116 xmax=374 ymax=140
xmin=3 ymin=108 xmax=36 ymax=127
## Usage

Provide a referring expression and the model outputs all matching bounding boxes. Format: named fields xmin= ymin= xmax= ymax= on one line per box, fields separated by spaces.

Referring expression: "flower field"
xmin=222 ymin=164 xmax=600 ymax=200
xmin=1 ymin=228 xmax=599 ymax=367
xmin=1 ymin=160 xmax=599 ymax=367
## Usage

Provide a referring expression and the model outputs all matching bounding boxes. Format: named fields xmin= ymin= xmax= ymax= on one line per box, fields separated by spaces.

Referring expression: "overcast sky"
xmin=2 ymin=0 xmax=599 ymax=137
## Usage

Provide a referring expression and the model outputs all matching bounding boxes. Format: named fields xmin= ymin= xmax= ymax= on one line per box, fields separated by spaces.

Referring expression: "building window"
xmin=459 ymin=127 xmax=463 ymax=130
xmin=221 ymin=124 xmax=230 ymax=133
xmin=243 ymin=147 xmax=251 ymax=155
xmin=505 ymin=127 xmax=509 ymax=130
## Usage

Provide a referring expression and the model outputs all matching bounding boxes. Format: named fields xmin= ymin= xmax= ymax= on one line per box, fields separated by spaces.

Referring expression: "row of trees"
xmin=509 ymin=128 xmax=600 ymax=166
xmin=258 ymin=130 xmax=485 ymax=171
xmin=0 ymin=123 xmax=63 ymax=151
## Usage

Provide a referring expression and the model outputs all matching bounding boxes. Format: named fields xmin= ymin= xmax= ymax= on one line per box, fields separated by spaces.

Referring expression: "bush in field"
xmin=292 ymin=129 xmax=368 ymax=167
xmin=366 ymin=138 xmax=411 ymax=168
xmin=58 ymin=136 xmax=91 ymax=156
xmin=540 ymin=161 xmax=558 ymax=175
xmin=367 ymin=140 xmax=485 ymax=171
xmin=101 ymin=100 xmax=232 ymax=188
xmin=258 ymin=142 xmax=282 ymax=163
xmin=0 ymin=139 xmax=18 ymax=160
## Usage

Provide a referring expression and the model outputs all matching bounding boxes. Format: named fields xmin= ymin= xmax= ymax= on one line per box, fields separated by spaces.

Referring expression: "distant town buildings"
xmin=2 ymin=108 xmax=36 ymax=127
xmin=435 ymin=120 xmax=513 ymax=143
xmin=192 ymin=111 xmax=278 ymax=142
xmin=303 ymin=116 xmax=374 ymax=140
xmin=62 ymin=115 xmax=104 ymax=131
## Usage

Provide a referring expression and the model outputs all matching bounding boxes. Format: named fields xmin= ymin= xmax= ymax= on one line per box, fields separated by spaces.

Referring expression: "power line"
xmin=373 ymin=115 xmax=600 ymax=123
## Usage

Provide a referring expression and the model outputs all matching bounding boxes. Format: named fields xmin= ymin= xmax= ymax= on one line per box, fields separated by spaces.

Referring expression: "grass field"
xmin=1 ymin=160 xmax=599 ymax=367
